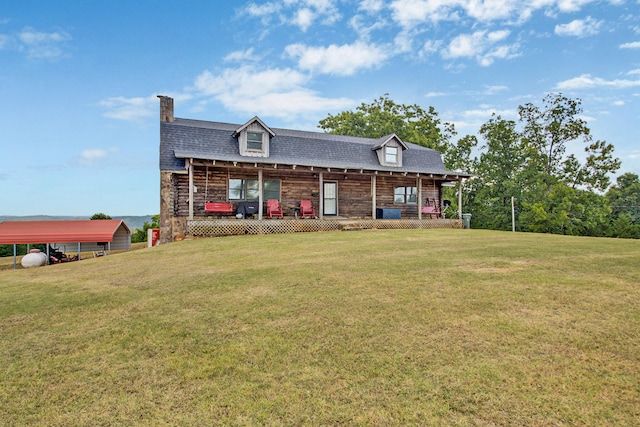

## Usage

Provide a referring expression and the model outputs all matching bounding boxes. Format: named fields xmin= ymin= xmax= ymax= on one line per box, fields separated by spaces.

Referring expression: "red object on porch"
xmin=421 ymin=198 xmax=441 ymax=218
xmin=299 ymin=200 xmax=316 ymax=218
xmin=204 ymin=202 xmax=233 ymax=214
xmin=266 ymin=199 xmax=283 ymax=218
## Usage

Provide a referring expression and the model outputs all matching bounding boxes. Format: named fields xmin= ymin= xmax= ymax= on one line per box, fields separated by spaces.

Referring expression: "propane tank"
xmin=21 ymin=249 xmax=48 ymax=268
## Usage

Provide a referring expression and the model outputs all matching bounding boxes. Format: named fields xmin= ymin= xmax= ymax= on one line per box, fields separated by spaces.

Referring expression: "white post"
xmin=418 ymin=177 xmax=422 ymax=219
xmin=458 ymin=179 xmax=463 ymax=219
xmin=258 ymin=169 xmax=264 ymax=220
xmin=371 ymin=175 xmax=377 ymax=218
xmin=318 ymin=172 xmax=324 ymax=220
xmin=188 ymin=159 xmax=194 ymax=220
xmin=512 ymin=196 xmax=516 ymax=232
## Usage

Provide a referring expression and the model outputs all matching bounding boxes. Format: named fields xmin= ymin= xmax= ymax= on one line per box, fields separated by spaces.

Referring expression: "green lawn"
xmin=1 ymin=229 xmax=639 ymax=425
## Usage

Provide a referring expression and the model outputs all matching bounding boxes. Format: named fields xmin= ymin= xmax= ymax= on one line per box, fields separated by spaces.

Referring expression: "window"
xmin=263 ymin=180 xmax=280 ymax=201
xmin=394 ymin=186 xmax=417 ymax=204
xmin=246 ymin=132 xmax=263 ymax=150
xmin=385 ymin=146 xmax=398 ymax=164
xmin=229 ymin=179 xmax=280 ymax=201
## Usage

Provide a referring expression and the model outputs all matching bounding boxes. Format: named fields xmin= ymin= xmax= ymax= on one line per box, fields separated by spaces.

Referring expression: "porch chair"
xmin=421 ymin=198 xmax=441 ymax=219
xmin=299 ymin=200 xmax=316 ymax=218
xmin=266 ymin=199 xmax=284 ymax=218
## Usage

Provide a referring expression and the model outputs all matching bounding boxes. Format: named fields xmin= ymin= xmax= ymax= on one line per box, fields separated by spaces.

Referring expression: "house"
xmin=158 ymin=96 xmax=470 ymax=242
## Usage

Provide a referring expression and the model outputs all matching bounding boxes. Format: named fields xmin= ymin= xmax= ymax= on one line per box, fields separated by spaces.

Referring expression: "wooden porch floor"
xmin=188 ymin=218 xmax=461 ymax=237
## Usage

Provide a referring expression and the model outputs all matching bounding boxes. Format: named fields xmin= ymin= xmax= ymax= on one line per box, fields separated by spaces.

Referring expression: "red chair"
xmin=421 ymin=206 xmax=440 ymax=219
xmin=299 ymin=200 xmax=316 ymax=218
xmin=421 ymin=198 xmax=441 ymax=219
xmin=266 ymin=199 xmax=283 ymax=218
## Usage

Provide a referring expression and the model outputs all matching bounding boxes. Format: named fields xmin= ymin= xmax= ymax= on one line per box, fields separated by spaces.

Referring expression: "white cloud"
xmin=462 ymin=104 xmax=516 ymax=119
xmin=613 ymin=100 xmax=625 ymax=106
xmin=556 ymin=74 xmax=640 ymax=89
xmin=77 ymin=147 xmax=119 ymax=166
xmin=285 ymin=41 xmax=389 ymax=75
xmin=447 ymin=104 xmax=517 ymax=132
xmin=442 ymin=29 xmax=518 ymax=66
xmin=555 ymin=16 xmax=602 ymax=37
xmin=620 ymin=41 xmax=640 ymax=49
xmin=224 ymin=48 xmax=259 ymax=62
xmin=192 ymin=65 xmax=354 ymax=119
xmin=99 ymin=95 xmax=159 ymax=121
xmin=390 ymin=0 xmax=459 ymax=28
xmin=556 ymin=0 xmax=595 ymax=13
xmin=419 ymin=38 xmax=442 ymax=58
xmin=293 ymin=8 xmax=315 ymax=31
xmin=243 ymin=0 xmax=340 ymax=31
xmin=244 ymin=1 xmax=282 ymax=18
xmin=16 ymin=26 xmax=71 ymax=59
xmin=464 ymin=0 xmax=521 ymax=21
xmin=348 ymin=12 xmax=387 ymax=40
xmin=194 ymin=66 xmax=308 ymax=97
xmin=81 ymin=149 xmax=108 ymax=160
xmin=445 ymin=31 xmax=486 ymax=58
xmin=388 ymin=0 xmax=580 ymax=28
xmin=484 ymin=85 xmax=509 ymax=94
xmin=358 ymin=0 xmax=384 ymax=13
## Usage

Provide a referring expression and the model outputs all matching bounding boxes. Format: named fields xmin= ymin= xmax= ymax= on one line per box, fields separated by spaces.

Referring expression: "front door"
xmin=323 ymin=182 xmax=337 ymax=216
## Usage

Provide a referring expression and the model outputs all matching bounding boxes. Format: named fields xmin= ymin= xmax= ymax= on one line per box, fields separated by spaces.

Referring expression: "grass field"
xmin=1 ymin=229 xmax=639 ymax=425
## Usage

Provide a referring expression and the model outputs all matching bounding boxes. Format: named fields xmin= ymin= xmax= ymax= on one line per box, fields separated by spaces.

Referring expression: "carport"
xmin=0 ymin=220 xmax=131 ymax=269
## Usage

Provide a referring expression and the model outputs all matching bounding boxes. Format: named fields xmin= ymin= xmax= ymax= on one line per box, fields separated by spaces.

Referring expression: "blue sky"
xmin=1 ymin=0 xmax=639 ymax=216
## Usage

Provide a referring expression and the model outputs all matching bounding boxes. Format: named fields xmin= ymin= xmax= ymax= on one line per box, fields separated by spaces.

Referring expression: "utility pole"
xmin=512 ymin=196 xmax=516 ymax=232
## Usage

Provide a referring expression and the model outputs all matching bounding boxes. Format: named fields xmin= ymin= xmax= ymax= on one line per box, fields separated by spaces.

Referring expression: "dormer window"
xmin=233 ymin=116 xmax=275 ymax=158
xmin=246 ymin=132 xmax=263 ymax=151
xmin=385 ymin=146 xmax=398 ymax=164
xmin=372 ymin=134 xmax=407 ymax=167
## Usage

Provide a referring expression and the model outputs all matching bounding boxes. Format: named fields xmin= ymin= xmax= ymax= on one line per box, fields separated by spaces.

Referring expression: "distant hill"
xmin=0 ymin=215 xmax=155 ymax=231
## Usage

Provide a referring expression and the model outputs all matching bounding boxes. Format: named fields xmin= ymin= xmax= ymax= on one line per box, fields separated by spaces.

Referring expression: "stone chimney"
xmin=157 ymin=95 xmax=174 ymax=122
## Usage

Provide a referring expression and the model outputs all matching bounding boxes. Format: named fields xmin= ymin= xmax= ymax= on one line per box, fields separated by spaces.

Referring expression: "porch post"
xmin=318 ymin=172 xmax=323 ymax=220
xmin=188 ymin=159 xmax=194 ymax=220
xmin=371 ymin=174 xmax=377 ymax=218
xmin=13 ymin=244 xmax=17 ymax=269
xmin=458 ymin=179 xmax=463 ymax=219
xmin=418 ymin=177 xmax=423 ymax=219
xmin=258 ymin=169 xmax=263 ymax=220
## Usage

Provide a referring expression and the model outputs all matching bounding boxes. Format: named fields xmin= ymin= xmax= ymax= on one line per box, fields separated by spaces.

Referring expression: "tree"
xmin=466 ymin=115 xmax=526 ymax=230
xmin=131 ymin=215 xmax=160 ymax=243
xmin=318 ymin=94 xmax=467 ymax=170
xmin=518 ymin=93 xmax=620 ymax=194
xmin=606 ymin=173 xmax=640 ymax=224
xmin=605 ymin=173 xmax=640 ymax=238
xmin=520 ymin=184 xmax=611 ymax=236
xmin=91 ymin=213 xmax=112 ymax=220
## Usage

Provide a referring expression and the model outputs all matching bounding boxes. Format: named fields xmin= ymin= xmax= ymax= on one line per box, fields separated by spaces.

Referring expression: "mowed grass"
xmin=1 ymin=229 xmax=639 ymax=426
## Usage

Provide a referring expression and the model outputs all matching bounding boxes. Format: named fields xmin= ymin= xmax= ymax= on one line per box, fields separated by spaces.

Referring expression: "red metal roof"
xmin=0 ymin=220 xmax=130 ymax=244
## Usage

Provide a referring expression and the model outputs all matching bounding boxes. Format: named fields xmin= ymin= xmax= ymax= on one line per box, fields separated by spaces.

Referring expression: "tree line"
xmin=319 ymin=94 xmax=639 ymax=238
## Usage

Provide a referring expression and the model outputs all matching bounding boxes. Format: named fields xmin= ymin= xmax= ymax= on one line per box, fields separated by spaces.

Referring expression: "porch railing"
xmin=187 ymin=218 xmax=461 ymax=237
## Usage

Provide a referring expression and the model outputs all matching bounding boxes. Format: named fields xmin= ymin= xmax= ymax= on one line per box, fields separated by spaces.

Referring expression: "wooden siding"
xmin=174 ymin=166 xmax=444 ymax=219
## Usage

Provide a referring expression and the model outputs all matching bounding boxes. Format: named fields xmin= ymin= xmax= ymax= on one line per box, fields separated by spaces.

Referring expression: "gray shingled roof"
xmin=161 ymin=117 xmax=465 ymax=176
